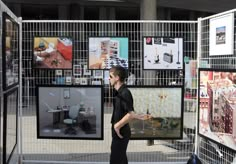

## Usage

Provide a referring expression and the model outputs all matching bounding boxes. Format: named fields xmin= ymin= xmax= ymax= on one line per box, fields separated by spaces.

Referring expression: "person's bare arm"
xmin=114 ymin=111 xmax=152 ymax=138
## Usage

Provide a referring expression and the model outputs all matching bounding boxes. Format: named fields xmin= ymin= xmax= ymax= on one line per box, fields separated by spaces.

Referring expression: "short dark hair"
xmin=110 ymin=66 xmax=127 ymax=82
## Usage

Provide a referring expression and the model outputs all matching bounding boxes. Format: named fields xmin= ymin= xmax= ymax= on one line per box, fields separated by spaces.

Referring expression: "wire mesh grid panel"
xmin=21 ymin=20 xmax=198 ymax=163
xmin=198 ymin=10 xmax=236 ymax=164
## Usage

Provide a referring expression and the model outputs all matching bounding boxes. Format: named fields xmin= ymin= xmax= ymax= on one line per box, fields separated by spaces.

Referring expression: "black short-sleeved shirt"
xmin=111 ymin=84 xmax=134 ymax=138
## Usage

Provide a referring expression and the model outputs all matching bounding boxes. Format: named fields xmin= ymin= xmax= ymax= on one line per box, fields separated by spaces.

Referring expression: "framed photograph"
xmin=198 ymin=68 xmax=236 ymax=151
xmin=103 ymin=70 xmax=110 ymax=85
xmin=83 ymin=64 xmax=91 ymax=76
xmin=3 ymin=87 xmax=18 ymax=164
xmin=93 ymin=70 xmax=103 ymax=78
xmin=65 ymin=76 xmax=72 ymax=84
xmin=64 ymin=70 xmax=72 ymax=77
xmin=143 ymin=37 xmax=183 ymax=70
xmin=128 ymin=86 xmax=183 ymax=140
xmin=36 ymin=85 xmax=104 ymax=140
xmin=88 ymin=37 xmax=129 ymax=70
xmin=2 ymin=12 xmax=20 ymax=91
xmin=32 ymin=37 xmax=73 ymax=69
xmin=74 ymin=78 xmax=80 ymax=84
xmin=209 ymin=13 xmax=234 ymax=56
xmin=73 ymin=64 xmax=82 ymax=76
xmin=80 ymin=78 xmax=88 ymax=85
xmin=55 ymin=70 xmax=63 ymax=76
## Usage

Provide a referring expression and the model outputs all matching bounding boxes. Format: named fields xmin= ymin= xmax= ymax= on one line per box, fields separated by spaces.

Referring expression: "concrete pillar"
xmin=109 ymin=7 xmax=116 ymax=20
xmin=140 ymin=0 xmax=157 ymax=146
xmin=58 ymin=5 xmax=69 ymax=20
xmin=140 ymin=0 xmax=157 ymax=20
xmin=99 ymin=6 xmax=107 ymax=20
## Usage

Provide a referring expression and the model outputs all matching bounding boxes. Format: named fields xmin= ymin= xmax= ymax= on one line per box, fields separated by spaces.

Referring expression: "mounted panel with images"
xmin=32 ymin=36 xmax=73 ymax=69
xmin=2 ymin=12 xmax=20 ymax=91
xmin=143 ymin=37 xmax=183 ymax=70
xmin=88 ymin=36 xmax=129 ymax=70
xmin=36 ymin=85 xmax=104 ymax=140
xmin=3 ymin=87 xmax=18 ymax=164
xmin=198 ymin=68 xmax=236 ymax=152
xmin=209 ymin=13 xmax=234 ymax=56
xmin=128 ymin=86 xmax=183 ymax=140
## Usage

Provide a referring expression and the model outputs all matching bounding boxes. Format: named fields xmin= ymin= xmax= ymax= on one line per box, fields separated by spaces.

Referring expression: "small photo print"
xmin=73 ymin=65 xmax=82 ymax=76
xmin=216 ymin=26 xmax=226 ymax=44
xmin=74 ymin=77 xmax=80 ymax=84
xmin=91 ymin=79 xmax=102 ymax=85
xmin=146 ymin=37 xmax=152 ymax=45
xmin=80 ymin=78 xmax=88 ymax=85
xmin=64 ymin=70 xmax=72 ymax=77
xmin=93 ymin=70 xmax=103 ymax=78
xmin=154 ymin=38 xmax=162 ymax=45
xmin=65 ymin=76 xmax=72 ymax=84
xmin=83 ymin=65 xmax=91 ymax=76
xmin=55 ymin=70 xmax=63 ymax=76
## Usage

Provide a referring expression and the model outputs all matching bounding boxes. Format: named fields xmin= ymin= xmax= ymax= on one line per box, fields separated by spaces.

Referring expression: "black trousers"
xmin=110 ymin=136 xmax=129 ymax=164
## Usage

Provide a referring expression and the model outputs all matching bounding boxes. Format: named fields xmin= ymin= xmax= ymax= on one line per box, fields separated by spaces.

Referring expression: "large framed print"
xmin=209 ymin=13 xmax=234 ymax=56
xmin=88 ymin=37 xmax=129 ymax=70
xmin=2 ymin=12 xmax=20 ymax=91
xmin=198 ymin=68 xmax=236 ymax=151
xmin=143 ymin=37 xmax=183 ymax=70
xmin=33 ymin=37 xmax=73 ymax=69
xmin=3 ymin=87 xmax=18 ymax=164
xmin=128 ymin=86 xmax=183 ymax=139
xmin=36 ymin=85 xmax=104 ymax=140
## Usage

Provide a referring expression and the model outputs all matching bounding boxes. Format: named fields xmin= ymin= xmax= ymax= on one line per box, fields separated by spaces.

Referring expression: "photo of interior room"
xmin=88 ymin=37 xmax=128 ymax=69
xmin=33 ymin=37 xmax=72 ymax=69
xmin=37 ymin=86 xmax=103 ymax=139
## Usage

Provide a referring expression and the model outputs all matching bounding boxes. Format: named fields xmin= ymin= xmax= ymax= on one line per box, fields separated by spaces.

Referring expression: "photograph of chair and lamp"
xmin=143 ymin=37 xmax=183 ymax=70
xmin=3 ymin=87 xmax=18 ymax=164
xmin=198 ymin=68 xmax=236 ymax=151
xmin=88 ymin=37 xmax=129 ymax=69
xmin=36 ymin=85 xmax=104 ymax=139
xmin=2 ymin=12 xmax=19 ymax=91
xmin=128 ymin=86 xmax=183 ymax=139
xmin=32 ymin=37 xmax=73 ymax=69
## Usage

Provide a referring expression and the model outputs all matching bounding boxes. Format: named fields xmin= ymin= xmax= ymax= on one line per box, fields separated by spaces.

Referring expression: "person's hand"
xmin=139 ymin=114 xmax=152 ymax=120
xmin=114 ymin=123 xmax=123 ymax=139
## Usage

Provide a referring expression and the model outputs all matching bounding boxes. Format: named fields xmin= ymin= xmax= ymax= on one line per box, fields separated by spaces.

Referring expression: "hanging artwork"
xmin=128 ymin=86 xmax=183 ymax=140
xmin=32 ymin=37 xmax=73 ymax=69
xmin=198 ymin=68 xmax=236 ymax=151
xmin=143 ymin=37 xmax=183 ymax=70
xmin=36 ymin=85 xmax=104 ymax=140
xmin=88 ymin=37 xmax=129 ymax=70
xmin=209 ymin=13 xmax=234 ymax=56
xmin=2 ymin=12 xmax=20 ymax=90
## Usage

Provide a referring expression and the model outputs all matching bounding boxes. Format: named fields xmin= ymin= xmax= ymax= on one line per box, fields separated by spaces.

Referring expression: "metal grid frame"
xmin=198 ymin=9 xmax=236 ymax=164
xmin=20 ymin=20 xmax=198 ymax=163
xmin=0 ymin=1 xmax=21 ymax=164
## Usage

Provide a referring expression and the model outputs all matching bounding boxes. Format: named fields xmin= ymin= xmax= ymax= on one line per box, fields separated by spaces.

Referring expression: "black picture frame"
xmin=36 ymin=85 xmax=104 ymax=140
xmin=88 ymin=36 xmax=129 ymax=70
xmin=2 ymin=12 xmax=20 ymax=91
xmin=128 ymin=85 xmax=184 ymax=140
xmin=32 ymin=36 xmax=73 ymax=69
xmin=143 ymin=36 xmax=184 ymax=70
xmin=198 ymin=68 xmax=236 ymax=152
xmin=3 ymin=87 xmax=18 ymax=164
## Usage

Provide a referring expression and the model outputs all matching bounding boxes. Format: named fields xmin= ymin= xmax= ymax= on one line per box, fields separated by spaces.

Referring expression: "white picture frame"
xmin=73 ymin=65 xmax=82 ymax=76
xmin=209 ymin=13 xmax=234 ymax=56
xmin=55 ymin=70 xmax=63 ymax=76
xmin=83 ymin=64 xmax=92 ymax=76
xmin=93 ymin=70 xmax=103 ymax=78
xmin=80 ymin=78 xmax=88 ymax=85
